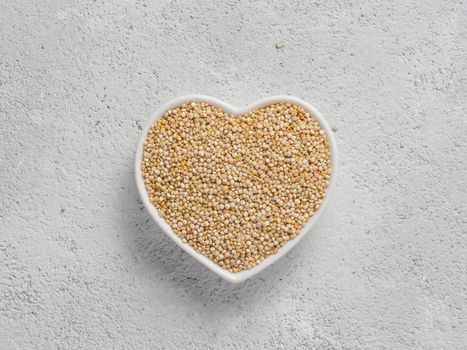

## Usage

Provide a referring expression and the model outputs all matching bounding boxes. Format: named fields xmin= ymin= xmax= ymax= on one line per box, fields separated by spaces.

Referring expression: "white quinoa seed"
xmin=142 ymin=102 xmax=332 ymax=272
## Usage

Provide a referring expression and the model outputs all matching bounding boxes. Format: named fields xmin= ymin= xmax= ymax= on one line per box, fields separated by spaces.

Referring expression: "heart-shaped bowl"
xmin=135 ymin=95 xmax=338 ymax=283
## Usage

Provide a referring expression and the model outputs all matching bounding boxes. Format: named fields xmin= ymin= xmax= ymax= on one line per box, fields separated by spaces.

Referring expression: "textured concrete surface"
xmin=1 ymin=0 xmax=466 ymax=349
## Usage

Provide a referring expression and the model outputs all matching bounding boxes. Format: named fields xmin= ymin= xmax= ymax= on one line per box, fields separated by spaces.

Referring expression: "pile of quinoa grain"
xmin=142 ymin=102 xmax=332 ymax=272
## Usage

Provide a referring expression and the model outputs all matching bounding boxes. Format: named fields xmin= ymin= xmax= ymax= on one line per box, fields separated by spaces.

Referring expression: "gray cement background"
xmin=1 ymin=1 xmax=466 ymax=349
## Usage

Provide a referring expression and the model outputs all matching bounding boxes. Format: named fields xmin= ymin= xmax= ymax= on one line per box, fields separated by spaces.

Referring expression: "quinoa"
xmin=142 ymin=102 xmax=332 ymax=272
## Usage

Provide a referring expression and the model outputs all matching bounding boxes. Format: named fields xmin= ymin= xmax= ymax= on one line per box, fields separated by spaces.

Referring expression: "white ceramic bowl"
xmin=135 ymin=95 xmax=338 ymax=283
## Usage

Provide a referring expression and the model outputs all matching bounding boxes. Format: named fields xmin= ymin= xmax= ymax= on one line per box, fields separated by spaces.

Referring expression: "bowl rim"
xmin=135 ymin=94 xmax=338 ymax=283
